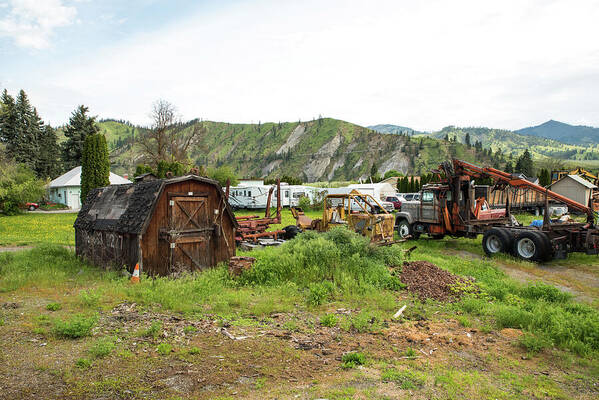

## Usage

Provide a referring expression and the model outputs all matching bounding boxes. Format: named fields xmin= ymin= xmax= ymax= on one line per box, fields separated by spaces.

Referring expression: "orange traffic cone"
xmin=131 ymin=263 xmax=140 ymax=283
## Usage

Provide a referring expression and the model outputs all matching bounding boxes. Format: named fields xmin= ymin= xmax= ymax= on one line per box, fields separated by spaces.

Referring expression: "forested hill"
xmin=516 ymin=120 xmax=599 ymax=146
xmin=420 ymin=126 xmax=599 ymax=162
xmin=368 ymin=124 xmax=422 ymax=135
xmin=101 ymin=118 xmax=501 ymax=181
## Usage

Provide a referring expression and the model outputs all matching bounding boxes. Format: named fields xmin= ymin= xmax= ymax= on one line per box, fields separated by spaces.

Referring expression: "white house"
xmin=47 ymin=166 xmax=132 ymax=210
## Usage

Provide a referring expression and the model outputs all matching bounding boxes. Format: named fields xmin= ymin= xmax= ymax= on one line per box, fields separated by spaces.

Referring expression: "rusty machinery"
xmin=226 ymin=179 xmax=285 ymax=244
xmin=291 ymin=190 xmax=396 ymax=245
xmin=398 ymin=159 xmax=598 ymax=261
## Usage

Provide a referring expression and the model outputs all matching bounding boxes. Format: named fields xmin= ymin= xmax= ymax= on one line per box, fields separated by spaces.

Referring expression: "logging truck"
xmin=395 ymin=159 xmax=599 ymax=262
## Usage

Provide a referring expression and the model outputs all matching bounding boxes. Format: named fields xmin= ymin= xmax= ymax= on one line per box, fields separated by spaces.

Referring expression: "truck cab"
xmin=395 ymin=186 xmax=447 ymax=239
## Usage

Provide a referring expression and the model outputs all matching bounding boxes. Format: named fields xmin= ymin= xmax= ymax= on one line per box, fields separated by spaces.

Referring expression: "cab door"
xmin=419 ymin=190 xmax=437 ymax=222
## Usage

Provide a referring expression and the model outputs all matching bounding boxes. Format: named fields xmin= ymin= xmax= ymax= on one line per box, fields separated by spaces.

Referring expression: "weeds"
xmin=319 ymin=313 xmax=338 ymax=327
xmin=75 ymin=358 xmax=92 ymax=369
xmin=88 ymin=336 xmax=116 ymax=358
xmin=381 ymin=368 xmax=426 ymax=389
xmin=519 ymin=332 xmax=552 ymax=354
xmin=79 ymin=289 xmax=101 ymax=308
xmin=341 ymin=352 xmax=366 ymax=369
xmin=46 ymin=302 xmax=61 ymax=311
xmin=52 ymin=314 xmax=97 ymax=338
xmin=138 ymin=321 xmax=162 ymax=338
xmin=156 ymin=342 xmax=172 ymax=355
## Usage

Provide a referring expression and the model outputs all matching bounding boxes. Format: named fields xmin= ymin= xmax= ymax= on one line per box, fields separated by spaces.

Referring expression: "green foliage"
xmin=80 ymin=133 xmax=110 ymax=202
xmin=207 ymin=166 xmax=238 ymax=186
xmin=88 ymin=336 xmax=116 ymax=358
xmin=187 ymin=346 xmax=201 ymax=355
xmin=515 ymin=149 xmax=534 ymax=176
xmin=265 ymin=175 xmax=302 ymax=185
xmin=519 ymin=332 xmax=552 ymax=354
xmin=319 ymin=313 xmax=338 ymax=327
xmin=403 ymin=347 xmax=416 ymax=358
xmin=46 ymin=302 xmax=61 ymax=311
xmin=75 ymin=358 xmax=92 ymax=369
xmin=156 ymin=342 xmax=172 ymax=355
xmin=0 ymin=158 xmax=45 ymax=215
xmin=156 ymin=160 xmax=186 ymax=178
xmin=52 ymin=314 xmax=98 ymax=338
xmin=79 ymin=289 xmax=101 ymax=308
xmin=238 ymin=227 xmax=403 ymax=294
xmin=341 ymin=352 xmax=366 ymax=369
xmin=520 ymin=282 xmax=572 ymax=303
xmin=139 ymin=321 xmax=162 ymax=338
xmin=383 ymin=169 xmax=402 ymax=179
xmin=381 ymin=368 xmax=426 ymax=389
xmin=62 ymin=105 xmax=100 ymax=171
xmin=183 ymin=325 xmax=197 ymax=334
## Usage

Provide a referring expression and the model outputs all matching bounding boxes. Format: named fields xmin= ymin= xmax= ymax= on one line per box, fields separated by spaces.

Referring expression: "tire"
xmin=513 ymin=231 xmax=549 ymax=262
xmin=282 ymin=225 xmax=300 ymax=240
xmin=430 ymin=234 xmax=445 ymax=240
xmin=482 ymin=228 xmax=513 ymax=257
xmin=396 ymin=219 xmax=419 ymax=239
xmin=530 ymin=231 xmax=552 ymax=262
xmin=28 ymin=205 xmax=35 ymax=211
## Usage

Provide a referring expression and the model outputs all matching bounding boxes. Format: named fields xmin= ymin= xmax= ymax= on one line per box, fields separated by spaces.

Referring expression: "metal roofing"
xmin=74 ymin=175 xmax=238 ymax=234
xmin=553 ymin=174 xmax=598 ymax=189
xmin=48 ymin=166 xmax=132 ymax=188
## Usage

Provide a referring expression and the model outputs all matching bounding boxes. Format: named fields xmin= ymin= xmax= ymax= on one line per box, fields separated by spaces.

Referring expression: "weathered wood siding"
xmin=75 ymin=230 xmax=139 ymax=271
xmin=141 ymin=180 xmax=236 ymax=276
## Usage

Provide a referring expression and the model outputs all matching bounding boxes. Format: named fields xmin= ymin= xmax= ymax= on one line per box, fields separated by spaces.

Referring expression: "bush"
xmin=319 ymin=313 xmax=338 ymax=327
xmin=88 ymin=336 xmax=116 ymax=358
xmin=519 ymin=332 xmax=552 ymax=354
xmin=307 ymin=281 xmax=334 ymax=306
xmin=52 ymin=314 xmax=97 ymax=338
xmin=341 ymin=352 xmax=366 ymax=369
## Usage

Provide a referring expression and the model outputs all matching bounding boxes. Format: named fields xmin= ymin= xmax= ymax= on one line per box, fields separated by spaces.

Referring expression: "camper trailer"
xmin=347 ymin=183 xmax=396 ymax=202
xmin=229 ymin=182 xmax=320 ymax=209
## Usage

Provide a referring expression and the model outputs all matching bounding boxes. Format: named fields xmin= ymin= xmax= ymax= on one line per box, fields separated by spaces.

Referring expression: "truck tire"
xmin=530 ymin=231 xmax=552 ymax=262
xmin=482 ymin=228 xmax=513 ymax=256
xmin=396 ymin=219 xmax=416 ymax=239
xmin=513 ymin=231 xmax=549 ymax=262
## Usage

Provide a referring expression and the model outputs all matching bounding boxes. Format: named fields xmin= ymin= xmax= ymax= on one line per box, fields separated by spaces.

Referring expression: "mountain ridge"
xmin=516 ymin=120 xmax=599 ymax=145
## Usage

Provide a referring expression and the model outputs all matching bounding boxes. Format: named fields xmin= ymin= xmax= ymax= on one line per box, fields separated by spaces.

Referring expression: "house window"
xmin=58 ymin=192 xmax=61 ymax=198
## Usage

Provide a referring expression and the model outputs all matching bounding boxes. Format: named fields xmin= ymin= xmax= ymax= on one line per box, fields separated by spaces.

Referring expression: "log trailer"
xmin=395 ymin=159 xmax=599 ymax=262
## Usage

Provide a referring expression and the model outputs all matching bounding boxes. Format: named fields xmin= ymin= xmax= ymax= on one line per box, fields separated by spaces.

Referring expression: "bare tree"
xmin=138 ymin=99 xmax=204 ymax=167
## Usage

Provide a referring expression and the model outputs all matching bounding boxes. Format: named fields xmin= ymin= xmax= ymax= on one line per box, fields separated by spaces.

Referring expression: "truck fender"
xmin=395 ymin=212 xmax=413 ymax=225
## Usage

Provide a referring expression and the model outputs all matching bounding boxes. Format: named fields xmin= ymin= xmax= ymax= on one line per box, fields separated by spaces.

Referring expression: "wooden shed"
xmin=549 ymin=175 xmax=597 ymax=207
xmin=74 ymin=175 xmax=237 ymax=276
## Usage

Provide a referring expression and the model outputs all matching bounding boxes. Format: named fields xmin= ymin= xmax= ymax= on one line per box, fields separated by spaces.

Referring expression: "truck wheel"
xmin=482 ymin=228 xmax=513 ymax=256
xmin=513 ymin=231 xmax=548 ymax=262
xmin=530 ymin=231 xmax=552 ymax=262
xmin=28 ymin=205 xmax=36 ymax=211
xmin=430 ymin=234 xmax=445 ymax=240
xmin=396 ymin=219 xmax=413 ymax=239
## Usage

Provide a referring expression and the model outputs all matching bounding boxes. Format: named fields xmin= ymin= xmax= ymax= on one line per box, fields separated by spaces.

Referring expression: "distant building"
xmin=47 ymin=166 xmax=132 ymax=210
xmin=549 ymin=174 xmax=597 ymax=207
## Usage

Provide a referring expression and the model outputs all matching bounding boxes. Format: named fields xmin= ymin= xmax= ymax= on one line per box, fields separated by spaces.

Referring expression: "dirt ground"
xmin=1 ymin=291 xmax=597 ymax=400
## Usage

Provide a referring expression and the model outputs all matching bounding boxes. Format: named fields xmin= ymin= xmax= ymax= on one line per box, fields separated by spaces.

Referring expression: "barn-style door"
xmin=167 ymin=193 xmax=212 ymax=273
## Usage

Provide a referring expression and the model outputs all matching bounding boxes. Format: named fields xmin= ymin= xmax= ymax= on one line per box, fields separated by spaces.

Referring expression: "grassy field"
xmin=1 ymin=210 xmax=599 ymax=398
xmin=0 ymin=212 xmax=77 ymax=246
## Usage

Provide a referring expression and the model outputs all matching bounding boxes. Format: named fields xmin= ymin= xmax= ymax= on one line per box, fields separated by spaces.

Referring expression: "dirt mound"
xmin=400 ymin=261 xmax=476 ymax=302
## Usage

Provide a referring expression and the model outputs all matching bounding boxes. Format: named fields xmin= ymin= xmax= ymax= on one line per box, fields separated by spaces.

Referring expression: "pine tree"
xmin=63 ymin=105 xmax=99 ymax=170
xmin=515 ymin=149 xmax=534 ymax=176
xmin=505 ymin=161 xmax=513 ymax=173
xmin=36 ymin=125 xmax=61 ymax=179
xmin=80 ymin=134 xmax=110 ymax=202
xmin=0 ymin=90 xmax=18 ymax=151
xmin=464 ymin=132 xmax=471 ymax=147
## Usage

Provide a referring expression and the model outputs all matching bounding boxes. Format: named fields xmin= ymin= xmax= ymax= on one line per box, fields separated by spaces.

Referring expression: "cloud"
xmin=0 ymin=0 xmax=76 ymax=49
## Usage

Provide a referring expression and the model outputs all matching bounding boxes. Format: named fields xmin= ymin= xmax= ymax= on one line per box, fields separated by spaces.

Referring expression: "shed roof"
xmin=550 ymin=174 xmax=597 ymax=190
xmin=49 ymin=166 xmax=131 ymax=188
xmin=74 ymin=175 xmax=238 ymax=234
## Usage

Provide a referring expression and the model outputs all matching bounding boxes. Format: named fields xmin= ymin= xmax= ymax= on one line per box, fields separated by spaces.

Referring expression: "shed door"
xmin=169 ymin=195 xmax=212 ymax=272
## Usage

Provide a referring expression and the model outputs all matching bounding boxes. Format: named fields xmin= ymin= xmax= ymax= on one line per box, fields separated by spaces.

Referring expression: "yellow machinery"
xmin=291 ymin=190 xmax=395 ymax=244
xmin=552 ymin=167 xmax=599 ymax=185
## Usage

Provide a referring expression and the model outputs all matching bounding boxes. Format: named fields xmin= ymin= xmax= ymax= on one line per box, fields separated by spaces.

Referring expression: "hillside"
xmin=101 ymin=118 xmax=497 ymax=181
xmin=420 ymin=126 xmax=599 ymax=164
xmin=516 ymin=120 xmax=599 ymax=145
xmin=368 ymin=124 xmax=422 ymax=135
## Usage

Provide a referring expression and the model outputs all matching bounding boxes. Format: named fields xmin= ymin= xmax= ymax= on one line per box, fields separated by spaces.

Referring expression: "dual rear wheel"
xmin=483 ymin=227 xmax=552 ymax=262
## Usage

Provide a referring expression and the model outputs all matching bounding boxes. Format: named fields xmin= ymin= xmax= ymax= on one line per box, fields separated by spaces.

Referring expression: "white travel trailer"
xmin=275 ymin=185 xmax=321 ymax=207
xmin=347 ymin=183 xmax=396 ymax=201
xmin=228 ymin=182 xmax=320 ymax=209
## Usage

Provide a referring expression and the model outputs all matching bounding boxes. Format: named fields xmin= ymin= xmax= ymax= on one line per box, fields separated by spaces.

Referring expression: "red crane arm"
xmin=451 ymin=159 xmax=594 ymax=217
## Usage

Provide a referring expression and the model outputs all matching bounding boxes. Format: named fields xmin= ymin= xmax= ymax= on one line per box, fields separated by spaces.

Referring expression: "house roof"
xmin=551 ymin=174 xmax=598 ymax=189
xmin=74 ymin=175 xmax=238 ymax=234
xmin=48 ymin=166 xmax=132 ymax=188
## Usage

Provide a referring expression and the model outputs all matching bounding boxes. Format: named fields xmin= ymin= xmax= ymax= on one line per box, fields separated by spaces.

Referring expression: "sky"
xmin=1 ymin=0 xmax=598 ymax=131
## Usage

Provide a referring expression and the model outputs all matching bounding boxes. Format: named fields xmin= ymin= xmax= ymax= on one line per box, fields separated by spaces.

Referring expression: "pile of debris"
xmin=399 ymin=261 xmax=477 ymax=302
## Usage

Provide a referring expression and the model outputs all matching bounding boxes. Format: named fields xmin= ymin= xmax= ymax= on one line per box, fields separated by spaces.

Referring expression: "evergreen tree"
xmin=80 ymin=134 xmax=110 ymax=202
xmin=464 ymin=132 xmax=471 ymax=147
xmin=36 ymin=125 xmax=61 ymax=179
xmin=515 ymin=149 xmax=534 ymax=176
xmin=504 ymin=161 xmax=513 ymax=173
xmin=63 ymin=105 xmax=99 ymax=170
xmin=0 ymin=90 xmax=18 ymax=151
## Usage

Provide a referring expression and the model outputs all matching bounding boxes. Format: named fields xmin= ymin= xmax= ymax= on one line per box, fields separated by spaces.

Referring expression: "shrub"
xmin=157 ymin=342 xmax=172 ymax=355
xmin=307 ymin=281 xmax=334 ymax=306
xmin=319 ymin=313 xmax=338 ymax=327
xmin=88 ymin=336 xmax=116 ymax=358
xmin=519 ymin=332 xmax=552 ymax=354
xmin=46 ymin=302 xmax=61 ymax=311
xmin=52 ymin=314 xmax=97 ymax=338
xmin=139 ymin=321 xmax=162 ymax=338
xmin=341 ymin=352 xmax=366 ymax=369
xmin=79 ymin=289 xmax=101 ymax=307
xmin=381 ymin=368 xmax=426 ymax=389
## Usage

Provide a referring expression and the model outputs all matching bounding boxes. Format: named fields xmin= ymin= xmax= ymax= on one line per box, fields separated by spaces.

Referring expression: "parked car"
xmin=385 ymin=196 xmax=402 ymax=210
xmin=402 ymin=193 xmax=420 ymax=202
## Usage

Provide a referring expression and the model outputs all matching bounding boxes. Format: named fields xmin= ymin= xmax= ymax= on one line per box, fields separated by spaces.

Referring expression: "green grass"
xmin=0 ymin=212 xmax=76 ymax=246
xmin=88 ymin=336 xmax=116 ymax=358
xmin=52 ymin=313 xmax=98 ymax=338
xmin=341 ymin=352 xmax=366 ymax=369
